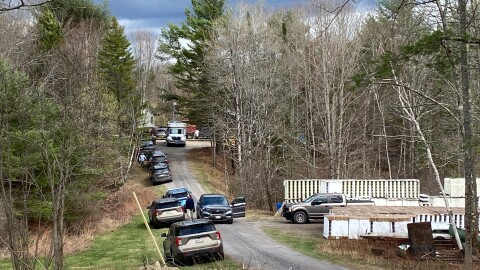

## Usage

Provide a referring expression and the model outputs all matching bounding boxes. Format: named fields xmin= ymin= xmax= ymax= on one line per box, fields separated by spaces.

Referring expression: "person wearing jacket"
xmin=185 ymin=194 xmax=195 ymax=220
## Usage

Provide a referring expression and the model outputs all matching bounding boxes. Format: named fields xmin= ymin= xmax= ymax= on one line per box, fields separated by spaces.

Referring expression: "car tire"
xmin=196 ymin=212 xmax=200 ymax=219
xmin=227 ymin=220 xmax=233 ymax=224
xmin=217 ymin=251 xmax=224 ymax=260
xmin=293 ymin=211 xmax=308 ymax=224
xmin=164 ymin=248 xmax=171 ymax=260
xmin=168 ymin=248 xmax=176 ymax=264
xmin=172 ymin=252 xmax=182 ymax=265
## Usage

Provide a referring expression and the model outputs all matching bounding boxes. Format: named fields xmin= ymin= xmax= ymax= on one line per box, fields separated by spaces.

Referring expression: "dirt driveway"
xmin=157 ymin=140 xmax=348 ymax=270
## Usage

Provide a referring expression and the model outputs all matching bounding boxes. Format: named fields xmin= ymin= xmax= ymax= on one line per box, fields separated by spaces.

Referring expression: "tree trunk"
xmin=459 ymin=0 xmax=476 ymax=267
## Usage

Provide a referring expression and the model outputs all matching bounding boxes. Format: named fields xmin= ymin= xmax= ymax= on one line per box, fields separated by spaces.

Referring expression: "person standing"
xmin=185 ymin=194 xmax=195 ymax=221
xmin=138 ymin=152 xmax=146 ymax=166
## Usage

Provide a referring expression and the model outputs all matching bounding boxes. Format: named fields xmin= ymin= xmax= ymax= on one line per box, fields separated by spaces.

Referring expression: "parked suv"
xmin=148 ymin=150 xmax=169 ymax=167
xmin=164 ymin=187 xmax=190 ymax=207
xmin=156 ymin=126 xmax=167 ymax=139
xmin=147 ymin=198 xmax=184 ymax=228
xmin=150 ymin=165 xmax=172 ymax=185
xmin=161 ymin=219 xmax=223 ymax=264
xmin=196 ymin=194 xmax=246 ymax=224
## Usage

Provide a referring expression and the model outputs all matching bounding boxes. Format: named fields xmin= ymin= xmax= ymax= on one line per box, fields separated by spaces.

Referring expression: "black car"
xmin=140 ymin=140 xmax=156 ymax=156
xmin=196 ymin=194 xmax=246 ymax=224
xmin=147 ymin=198 xmax=185 ymax=228
xmin=150 ymin=155 xmax=169 ymax=168
xmin=148 ymin=150 xmax=169 ymax=167
xmin=150 ymin=164 xmax=172 ymax=185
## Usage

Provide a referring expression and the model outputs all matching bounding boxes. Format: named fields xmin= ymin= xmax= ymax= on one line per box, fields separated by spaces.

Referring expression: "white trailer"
xmin=166 ymin=121 xmax=187 ymax=147
xmin=283 ymin=179 xmax=420 ymax=206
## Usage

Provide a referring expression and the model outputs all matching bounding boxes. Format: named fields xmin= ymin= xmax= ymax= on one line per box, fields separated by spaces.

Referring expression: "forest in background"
xmin=1 ymin=0 xmax=480 ymax=268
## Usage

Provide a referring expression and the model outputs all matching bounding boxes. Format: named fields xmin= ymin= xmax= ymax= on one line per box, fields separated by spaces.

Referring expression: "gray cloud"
xmin=98 ymin=0 xmax=377 ymax=35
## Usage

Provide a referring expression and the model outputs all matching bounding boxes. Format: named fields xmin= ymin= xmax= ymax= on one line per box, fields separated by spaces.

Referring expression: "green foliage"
xmin=98 ymin=17 xmax=136 ymax=103
xmin=98 ymin=16 xmax=140 ymax=136
xmin=158 ymin=0 xmax=226 ymax=124
xmin=37 ymin=8 xmax=63 ymax=50
xmin=401 ymin=30 xmax=456 ymax=76
xmin=47 ymin=0 xmax=110 ymax=27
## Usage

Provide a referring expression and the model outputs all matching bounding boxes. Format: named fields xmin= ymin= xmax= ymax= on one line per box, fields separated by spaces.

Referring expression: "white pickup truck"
xmin=281 ymin=193 xmax=374 ymax=224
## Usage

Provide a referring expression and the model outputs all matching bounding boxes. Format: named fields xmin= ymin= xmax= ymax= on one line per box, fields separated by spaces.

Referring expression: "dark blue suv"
xmin=163 ymin=187 xmax=190 ymax=208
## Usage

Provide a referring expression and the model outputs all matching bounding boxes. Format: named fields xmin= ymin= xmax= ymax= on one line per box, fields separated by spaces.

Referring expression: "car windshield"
xmin=156 ymin=201 xmax=179 ymax=209
xmin=169 ymin=128 xmax=184 ymax=135
xmin=203 ymin=196 xmax=228 ymax=206
xmin=303 ymin=194 xmax=318 ymax=203
xmin=179 ymin=224 xmax=216 ymax=236
xmin=169 ymin=192 xmax=188 ymax=199
xmin=152 ymin=151 xmax=165 ymax=157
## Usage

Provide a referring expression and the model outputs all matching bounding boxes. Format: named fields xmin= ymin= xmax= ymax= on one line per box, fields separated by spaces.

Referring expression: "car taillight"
xmin=154 ymin=210 xmax=162 ymax=216
xmin=177 ymin=207 xmax=183 ymax=212
xmin=175 ymin=237 xmax=182 ymax=246
xmin=216 ymin=232 xmax=221 ymax=240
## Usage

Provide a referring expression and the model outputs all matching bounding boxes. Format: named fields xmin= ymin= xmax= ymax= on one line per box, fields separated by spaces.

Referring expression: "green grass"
xmin=65 ymin=214 xmax=164 ymax=269
xmin=0 ymin=259 xmax=11 ymax=269
xmin=191 ymin=163 xmax=215 ymax=194
xmin=0 ymin=214 xmax=242 ymax=270
xmin=262 ymin=227 xmax=334 ymax=261
xmin=261 ymin=227 xmax=370 ymax=268
xmin=65 ymin=214 xmax=241 ymax=269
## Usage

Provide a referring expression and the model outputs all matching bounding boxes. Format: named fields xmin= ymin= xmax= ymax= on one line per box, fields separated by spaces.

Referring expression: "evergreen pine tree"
xmin=98 ymin=17 xmax=136 ymax=104
xmin=158 ymin=0 xmax=225 ymax=124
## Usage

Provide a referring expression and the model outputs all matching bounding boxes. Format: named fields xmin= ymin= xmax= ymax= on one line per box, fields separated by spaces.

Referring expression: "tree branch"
xmin=374 ymin=79 xmax=463 ymax=135
xmin=0 ymin=0 xmax=51 ymax=13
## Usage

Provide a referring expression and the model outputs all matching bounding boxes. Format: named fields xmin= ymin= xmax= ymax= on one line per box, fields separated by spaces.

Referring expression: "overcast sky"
xmin=97 ymin=0 xmax=377 ymax=36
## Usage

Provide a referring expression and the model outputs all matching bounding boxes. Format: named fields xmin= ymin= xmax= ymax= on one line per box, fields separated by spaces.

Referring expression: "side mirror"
xmin=311 ymin=201 xmax=321 ymax=206
xmin=161 ymin=233 xmax=167 ymax=237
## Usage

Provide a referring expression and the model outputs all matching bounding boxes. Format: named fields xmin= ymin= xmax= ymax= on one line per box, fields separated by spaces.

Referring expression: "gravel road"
xmin=158 ymin=140 xmax=349 ymax=270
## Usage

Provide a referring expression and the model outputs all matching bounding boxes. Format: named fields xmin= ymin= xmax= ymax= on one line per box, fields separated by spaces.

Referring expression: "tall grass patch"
xmin=263 ymin=227 xmax=463 ymax=270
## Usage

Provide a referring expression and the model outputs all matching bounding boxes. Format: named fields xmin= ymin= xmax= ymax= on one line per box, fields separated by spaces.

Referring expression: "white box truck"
xmin=166 ymin=121 xmax=187 ymax=147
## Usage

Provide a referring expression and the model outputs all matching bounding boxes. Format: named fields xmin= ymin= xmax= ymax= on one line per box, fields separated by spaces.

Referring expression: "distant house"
xmin=139 ymin=108 xmax=155 ymax=130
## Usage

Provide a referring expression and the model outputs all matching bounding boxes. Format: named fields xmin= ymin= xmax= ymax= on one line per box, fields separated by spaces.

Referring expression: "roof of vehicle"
xmin=168 ymin=121 xmax=187 ymax=127
xmin=201 ymin=193 xmax=227 ymax=198
xmin=151 ymin=156 xmax=167 ymax=161
xmin=153 ymin=197 xmax=178 ymax=204
xmin=172 ymin=219 xmax=214 ymax=228
xmin=152 ymin=164 xmax=169 ymax=170
xmin=166 ymin=187 xmax=189 ymax=194
xmin=152 ymin=150 xmax=165 ymax=155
